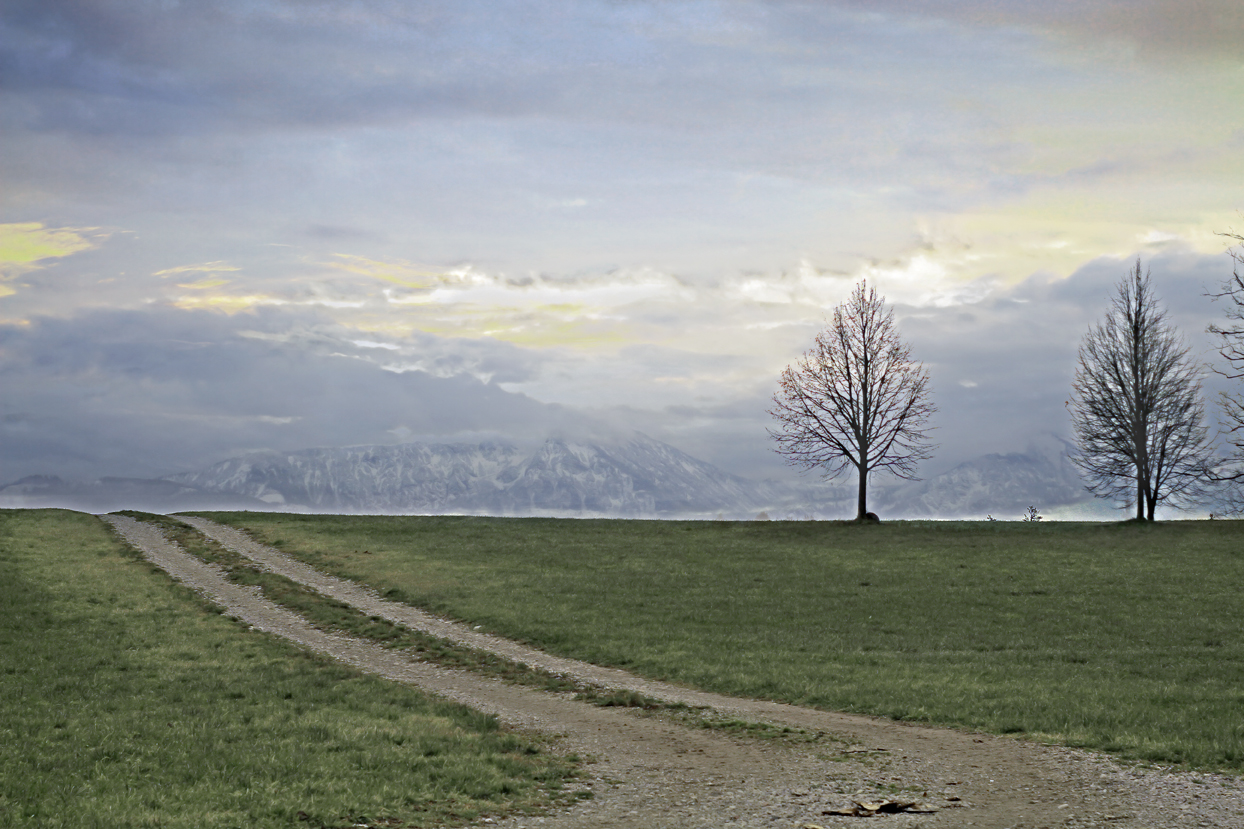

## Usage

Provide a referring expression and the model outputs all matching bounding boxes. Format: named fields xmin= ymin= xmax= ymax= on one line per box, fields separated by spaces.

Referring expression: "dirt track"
xmin=103 ymin=514 xmax=1244 ymax=829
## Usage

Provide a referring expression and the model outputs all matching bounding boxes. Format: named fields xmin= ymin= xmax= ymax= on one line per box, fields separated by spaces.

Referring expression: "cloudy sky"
xmin=3 ymin=0 xmax=1243 ymax=487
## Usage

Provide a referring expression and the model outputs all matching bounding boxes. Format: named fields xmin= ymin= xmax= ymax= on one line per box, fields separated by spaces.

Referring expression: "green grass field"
xmin=200 ymin=513 xmax=1244 ymax=774
xmin=0 ymin=510 xmax=582 ymax=829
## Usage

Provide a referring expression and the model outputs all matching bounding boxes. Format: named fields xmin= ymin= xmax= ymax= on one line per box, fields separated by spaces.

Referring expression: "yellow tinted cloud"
xmin=0 ymin=223 xmax=101 ymax=292
xmin=328 ymin=254 xmax=443 ymax=289
xmin=0 ymin=222 xmax=97 ymax=265
xmin=325 ymin=255 xmax=644 ymax=348
xmin=901 ymin=179 xmax=1242 ymax=295
xmin=176 ymin=278 xmax=232 ymax=289
xmin=498 ymin=317 xmax=629 ymax=348
xmin=460 ymin=302 xmax=629 ymax=348
xmin=366 ymin=300 xmax=629 ymax=348
xmin=172 ymin=293 xmax=286 ymax=313
xmin=154 ymin=261 xmax=241 ymax=277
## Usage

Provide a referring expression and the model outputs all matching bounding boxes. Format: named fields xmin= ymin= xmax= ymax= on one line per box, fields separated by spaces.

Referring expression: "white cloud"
xmin=1139 ymin=229 xmax=1183 ymax=245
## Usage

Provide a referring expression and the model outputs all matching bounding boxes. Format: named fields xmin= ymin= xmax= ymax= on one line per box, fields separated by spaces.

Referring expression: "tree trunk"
xmin=1135 ymin=470 xmax=1145 ymax=521
xmin=856 ymin=463 xmax=868 ymax=521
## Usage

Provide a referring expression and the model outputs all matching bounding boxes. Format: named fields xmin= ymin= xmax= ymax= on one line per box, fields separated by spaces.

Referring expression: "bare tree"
xmin=1208 ymin=232 xmax=1244 ymax=504
xmin=769 ymin=281 xmax=936 ymax=521
xmin=1069 ymin=259 xmax=1215 ymax=521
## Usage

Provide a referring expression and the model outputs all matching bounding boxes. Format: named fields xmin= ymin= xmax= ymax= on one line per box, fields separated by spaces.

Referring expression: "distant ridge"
xmin=876 ymin=434 xmax=1091 ymax=518
xmin=164 ymin=433 xmax=818 ymax=517
xmin=2 ymin=432 xmax=1100 ymax=518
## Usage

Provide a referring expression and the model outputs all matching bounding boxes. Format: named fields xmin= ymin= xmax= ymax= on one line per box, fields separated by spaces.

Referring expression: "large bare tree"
xmin=1069 ymin=259 xmax=1215 ymax=521
xmin=769 ymin=281 xmax=936 ymax=521
xmin=1208 ymin=232 xmax=1244 ymax=506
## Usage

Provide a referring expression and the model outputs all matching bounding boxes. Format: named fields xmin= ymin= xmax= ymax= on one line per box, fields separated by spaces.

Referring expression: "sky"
xmin=2 ymin=0 xmax=1244 ymax=488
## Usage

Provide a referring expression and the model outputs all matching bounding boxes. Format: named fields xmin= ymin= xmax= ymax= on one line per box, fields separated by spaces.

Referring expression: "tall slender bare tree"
xmin=769 ymin=281 xmax=936 ymax=520
xmin=1208 ymin=232 xmax=1244 ymax=507
xmin=1069 ymin=259 xmax=1215 ymax=521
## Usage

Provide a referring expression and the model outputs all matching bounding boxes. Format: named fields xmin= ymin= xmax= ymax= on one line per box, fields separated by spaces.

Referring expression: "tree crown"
xmin=769 ymin=281 xmax=936 ymax=483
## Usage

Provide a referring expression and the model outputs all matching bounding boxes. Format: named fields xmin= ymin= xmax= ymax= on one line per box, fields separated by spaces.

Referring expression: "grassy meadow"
xmin=0 ymin=510 xmax=582 ymax=829
xmin=200 ymin=513 xmax=1244 ymax=773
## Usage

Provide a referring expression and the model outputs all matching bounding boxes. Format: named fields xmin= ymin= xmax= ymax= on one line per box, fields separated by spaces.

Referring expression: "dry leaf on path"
xmin=823 ymin=799 xmax=939 ymax=816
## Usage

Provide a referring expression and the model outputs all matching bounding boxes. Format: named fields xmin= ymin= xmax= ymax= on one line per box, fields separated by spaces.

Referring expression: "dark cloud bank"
xmin=0 ymin=306 xmax=577 ymax=481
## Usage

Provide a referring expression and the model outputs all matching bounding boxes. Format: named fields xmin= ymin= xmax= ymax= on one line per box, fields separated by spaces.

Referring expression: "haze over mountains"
xmin=0 ymin=432 xmax=1102 ymax=519
xmin=164 ymin=433 xmax=815 ymax=517
xmin=882 ymin=434 xmax=1093 ymax=519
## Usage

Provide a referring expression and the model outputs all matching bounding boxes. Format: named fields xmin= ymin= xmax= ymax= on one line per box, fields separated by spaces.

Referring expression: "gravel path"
xmin=103 ymin=514 xmax=1244 ymax=829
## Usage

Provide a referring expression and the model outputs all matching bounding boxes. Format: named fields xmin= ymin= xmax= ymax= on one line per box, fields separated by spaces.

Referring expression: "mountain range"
xmin=162 ymin=434 xmax=841 ymax=517
xmin=875 ymin=434 xmax=1093 ymax=519
xmin=0 ymin=432 xmax=1099 ymax=519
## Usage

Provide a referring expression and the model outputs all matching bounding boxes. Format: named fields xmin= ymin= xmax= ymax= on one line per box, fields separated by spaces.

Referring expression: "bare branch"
xmin=769 ymin=281 xmax=936 ymax=520
xmin=1070 ymin=259 xmax=1216 ymax=520
xmin=1208 ymin=232 xmax=1244 ymax=492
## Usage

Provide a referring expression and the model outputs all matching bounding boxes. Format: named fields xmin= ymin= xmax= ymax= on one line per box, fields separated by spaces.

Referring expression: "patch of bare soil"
xmin=103 ymin=515 xmax=1244 ymax=829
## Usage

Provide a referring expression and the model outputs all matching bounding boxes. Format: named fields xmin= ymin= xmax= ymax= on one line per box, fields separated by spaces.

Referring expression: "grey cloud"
xmin=662 ymin=249 xmax=1240 ymax=484
xmin=1038 ymin=0 xmax=1244 ymax=57
xmin=342 ymin=331 xmax=542 ymax=385
xmin=0 ymin=306 xmax=573 ymax=481
xmin=1013 ymin=250 xmax=1228 ymax=327
xmin=0 ymin=0 xmax=673 ymax=135
xmin=898 ymin=248 xmax=1235 ymax=473
xmin=304 ymin=224 xmax=384 ymax=241
xmin=826 ymin=0 xmax=1244 ymax=60
xmin=1 ymin=1 xmax=504 ymax=134
xmin=0 ymin=0 xmax=1093 ymax=281
xmin=0 ymin=0 xmax=1044 ymax=148
xmin=580 ymin=396 xmax=792 ymax=482
xmin=613 ymin=343 xmax=746 ymax=379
